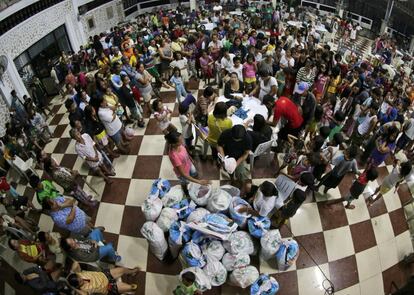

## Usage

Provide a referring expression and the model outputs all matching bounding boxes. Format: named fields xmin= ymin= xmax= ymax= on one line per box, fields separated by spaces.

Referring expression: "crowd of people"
xmin=1 ymin=1 xmax=414 ymax=294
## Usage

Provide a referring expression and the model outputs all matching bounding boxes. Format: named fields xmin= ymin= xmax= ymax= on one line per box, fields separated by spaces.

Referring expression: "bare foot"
xmin=345 ymin=204 xmax=355 ymax=209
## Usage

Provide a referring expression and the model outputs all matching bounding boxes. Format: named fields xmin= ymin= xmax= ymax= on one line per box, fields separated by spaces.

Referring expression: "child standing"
xmin=152 ymin=99 xmax=176 ymax=134
xmin=170 ymin=67 xmax=187 ymax=103
xmin=178 ymin=103 xmax=194 ymax=150
xmin=367 ymin=161 xmax=412 ymax=205
xmin=199 ymin=50 xmax=215 ymax=85
xmin=326 ymin=167 xmax=378 ymax=209
xmin=170 ymin=52 xmax=189 ymax=84
xmin=243 ymin=54 xmax=257 ymax=93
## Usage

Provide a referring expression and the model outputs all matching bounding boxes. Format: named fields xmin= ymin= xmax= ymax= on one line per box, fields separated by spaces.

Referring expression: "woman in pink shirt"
xmin=165 ymin=131 xmax=210 ymax=189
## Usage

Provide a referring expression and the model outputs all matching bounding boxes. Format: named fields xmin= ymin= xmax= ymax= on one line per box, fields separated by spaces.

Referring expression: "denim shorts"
xmin=110 ymin=129 xmax=122 ymax=146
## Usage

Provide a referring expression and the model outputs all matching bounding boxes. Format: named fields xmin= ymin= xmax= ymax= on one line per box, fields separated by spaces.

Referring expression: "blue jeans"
xmin=88 ymin=229 xmax=117 ymax=261
xmin=175 ymin=83 xmax=187 ymax=103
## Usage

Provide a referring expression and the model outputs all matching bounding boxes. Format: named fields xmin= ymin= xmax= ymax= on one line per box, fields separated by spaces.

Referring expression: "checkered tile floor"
xmin=7 ymin=79 xmax=414 ymax=295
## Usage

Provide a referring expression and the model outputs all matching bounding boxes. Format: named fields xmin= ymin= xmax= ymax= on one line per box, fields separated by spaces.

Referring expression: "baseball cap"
xmin=294 ymin=82 xmax=310 ymax=94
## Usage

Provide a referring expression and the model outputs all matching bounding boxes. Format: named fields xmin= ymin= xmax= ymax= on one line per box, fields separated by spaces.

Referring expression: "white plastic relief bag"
xmin=156 ymin=207 xmax=178 ymax=232
xmin=229 ymin=265 xmax=259 ymax=289
xmin=201 ymin=240 xmax=225 ymax=262
xmin=188 ymin=182 xmax=212 ymax=206
xmin=162 ymin=185 xmax=184 ymax=207
xmin=140 ymin=222 xmax=168 ymax=261
xmin=203 ymin=261 xmax=227 ymax=286
xmin=224 ymin=231 xmax=254 ymax=255
xmin=142 ymin=197 xmax=163 ymax=221
xmin=260 ymin=230 xmax=282 ymax=261
xmin=221 ymin=252 xmax=250 ymax=271
xmin=207 ymin=188 xmax=232 ymax=213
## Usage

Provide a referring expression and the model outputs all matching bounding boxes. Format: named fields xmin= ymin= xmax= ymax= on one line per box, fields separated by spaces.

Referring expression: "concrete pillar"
xmin=409 ymin=35 xmax=414 ymax=55
xmin=190 ymin=0 xmax=196 ymax=10
xmin=380 ymin=20 xmax=388 ymax=35
xmin=272 ymin=0 xmax=277 ymax=9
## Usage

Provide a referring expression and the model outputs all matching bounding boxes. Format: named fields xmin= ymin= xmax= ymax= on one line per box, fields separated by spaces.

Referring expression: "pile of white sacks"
xmin=140 ymin=179 xmax=300 ymax=294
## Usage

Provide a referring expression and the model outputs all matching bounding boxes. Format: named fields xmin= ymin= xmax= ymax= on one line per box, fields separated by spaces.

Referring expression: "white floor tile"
xmin=324 ymin=226 xmax=355 ymax=261
xmin=290 ymin=203 xmax=323 ymax=236
xmin=382 ymin=189 xmax=402 ymax=213
xmin=43 ymin=138 xmax=59 ymax=153
xmin=334 ymin=284 xmax=360 ymax=295
xmin=395 ymin=230 xmax=414 ymax=261
xmin=116 ymin=235 xmax=148 ymax=270
xmin=356 ymin=246 xmax=382 ymax=282
xmin=139 ymin=135 xmax=166 ymax=155
xmin=4 ymin=282 xmax=15 ymax=295
xmin=126 ymin=179 xmax=154 ymax=206
xmin=111 ymin=155 xmax=137 ymax=179
xmin=345 ymin=197 xmax=371 ymax=225
xmin=377 ymin=238 xmax=399 ymax=271
xmin=95 ymin=203 xmax=124 ymax=234
xmin=145 ymin=272 xmax=180 ymax=294
xmin=159 ymin=156 xmax=178 ymax=180
xmin=297 ymin=264 xmax=330 ymax=295
xmin=371 ymin=214 xmax=395 ymax=244
xmin=84 ymin=176 xmax=106 ymax=202
xmin=72 ymin=158 xmax=90 ymax=176
xmin=359 ymin=273 xmax=384 ymax=295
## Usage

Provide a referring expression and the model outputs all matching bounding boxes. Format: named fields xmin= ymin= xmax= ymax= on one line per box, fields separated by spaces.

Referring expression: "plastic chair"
xmin=9 ymin=156 xmax=36 ymax=182
xmin=249 ymin=139 xmax=274 ymax=172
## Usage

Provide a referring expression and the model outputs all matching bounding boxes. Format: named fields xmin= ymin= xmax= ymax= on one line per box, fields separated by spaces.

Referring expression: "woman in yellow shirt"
xmin=207 ymin=102 xmax=233 ymax=160
xmin=67 ymin=261 xmax=139 ymax=295
xmin=97 ymin=52 xmax=110 ymax=69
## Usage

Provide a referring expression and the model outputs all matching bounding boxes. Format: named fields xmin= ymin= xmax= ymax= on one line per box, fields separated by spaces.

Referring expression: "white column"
xmin=272 ymin=0 xmax=277 ymax=8
xmin=1 ymin=55 xmax=29 ymax=105
xmin=409 ymin=35 xmax=414 ymax=55
xmin=380 ymin=20 xmax=388 ymax=35
xmin=190 ymin=0 xmax=196 ymax=11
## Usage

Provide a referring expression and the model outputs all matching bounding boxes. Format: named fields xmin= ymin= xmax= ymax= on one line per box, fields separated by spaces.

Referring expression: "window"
xmin=87 ymin=17 xmax=95 ymax=30
xmin=106 ymin=6 xmax=114 ymax=19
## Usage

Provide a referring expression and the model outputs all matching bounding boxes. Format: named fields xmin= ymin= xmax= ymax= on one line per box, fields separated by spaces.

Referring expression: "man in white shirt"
xmin=229 ymin=56 xmax=243 ymax=82
xmin=213 ymin=2 xmax=223 ymax=13
xmin=96 ymin=96 xmax=128 ymax=154
xmin=218 ymin=49 xmax=235 ymax=86
xmin=70 ymin=129 xmax=114 ymax=183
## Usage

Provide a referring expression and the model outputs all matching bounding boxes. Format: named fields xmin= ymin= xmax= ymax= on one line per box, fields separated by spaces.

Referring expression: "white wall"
xmin=79 ymin=0 xmax=124 ymax=38
xmin=0 ymin=0 xmax=85 ymax=104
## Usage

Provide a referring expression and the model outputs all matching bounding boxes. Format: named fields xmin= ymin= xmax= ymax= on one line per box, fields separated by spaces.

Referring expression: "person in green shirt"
xmin=173 ymin=272 xmax=201 ymax=295
xmin=29 ymin=175 xmax=60 ymax=204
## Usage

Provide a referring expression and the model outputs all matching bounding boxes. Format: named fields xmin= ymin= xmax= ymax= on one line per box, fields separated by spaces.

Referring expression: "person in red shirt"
xmin=273 ymin=96 xmax=304 ymax=141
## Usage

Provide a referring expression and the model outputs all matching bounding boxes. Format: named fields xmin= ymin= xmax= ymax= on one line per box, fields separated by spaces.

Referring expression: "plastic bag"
xmin=220 ymin=185 xmax=241 ymax=198
xmin=229 ymin=265 xmax=259 ymax=289
xmin=187 ymin=208 xmax=210 ymax=223
xmin=191 ymin=230 xmax=207 ymax=245
xmin=202 ymin=213 xmax=238 ymax=234
xmin=275 ymin=239 xmax=299 ymax=271
xmin=156 ymin=207 xmax=178 ymax=232
xmin=229 ymin=197 xmax=252 ymax=228
xmin=250 ymin=274 xmax=280 ymax=295
xmin=162 ymin=185 xmax=184 ymax=207
xmin=248 ymin=216 xmax=271 ymax=239
xmin=149 ymin=178 xmax=171 ymax=198
xmin=188 ymin=182 xmax=212 ymax=206
xmin=171 ymin=199 xmax=196 ymax=220
xmin=140 ymin=222 xmax=168 ymax=260
xmin=207 ymin=188 xmax=232 ymax=213
xmin=142 ymin=197 xmax=163 ymax=221
xmin=181 ymin=241 xmax=207 ymax=268
xmin=224 ymin=231 xmax=254 ymax=255
xmin=202 ymin=240 xmax=225 ymax=262
xmin=222 ymin=253 xmax=250 ymax=271
xmin=168 ymin=221 xmax=193 ymax=258
xmin=179 ymin=267 xmax=211 ymax=292
xmin=260 ymin=230 xmax=282 ymax=261
xmin=203 ymin=261 xmax=227 ymax=287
